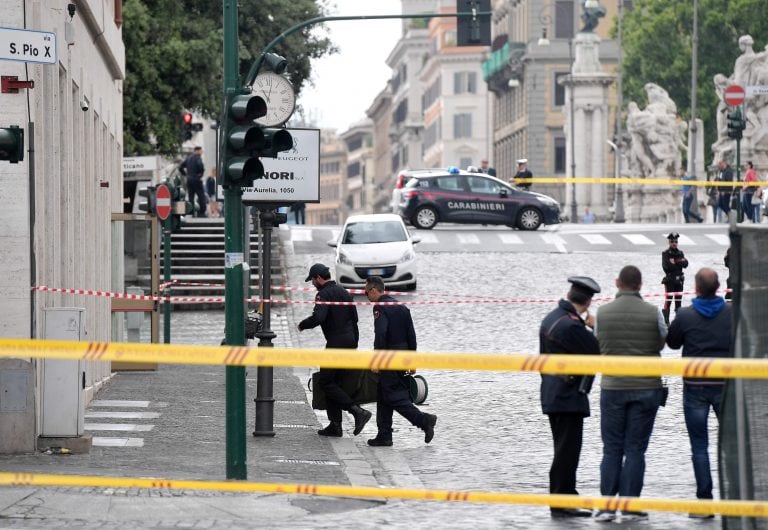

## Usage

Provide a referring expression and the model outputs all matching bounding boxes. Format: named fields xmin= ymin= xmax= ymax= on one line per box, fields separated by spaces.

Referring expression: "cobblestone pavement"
xmin=0 ymin=231 xmax=731 ymax=528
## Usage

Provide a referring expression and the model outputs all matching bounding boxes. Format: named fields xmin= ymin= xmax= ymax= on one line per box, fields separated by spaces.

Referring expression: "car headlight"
xmin=337 ymin=251 xmax=352 ymax=265
xmin=397 ymin=249 xmax=416 ymax=263
xmin=537 ymin=196 xmax=558 ymax=206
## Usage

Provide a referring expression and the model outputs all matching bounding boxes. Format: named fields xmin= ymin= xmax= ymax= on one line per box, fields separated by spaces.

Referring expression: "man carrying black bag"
xmin=298 ymin=263 xmax=371 ymax=437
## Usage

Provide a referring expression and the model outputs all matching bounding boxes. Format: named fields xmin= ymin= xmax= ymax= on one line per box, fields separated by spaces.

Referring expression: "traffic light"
xmin=457 ymin=0 xmax=491 ymax=46
xmin=0 ymin=126 xmax=24 ymax=163
xmin=182 ymin=112 xmax=193 ymax=141
xmin=169 ymin=179 xmax=193 ymax=232
xmin=727 ymin=108 xmax=745 ymax=140
xmin=138 ymin=185 xmax=156 ymax=215
xmin=222 ymin=94 xmax=266 ymax=188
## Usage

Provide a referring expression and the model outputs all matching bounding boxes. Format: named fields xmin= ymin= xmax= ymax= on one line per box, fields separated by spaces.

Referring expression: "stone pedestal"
xmin=562 ymin=33 xmax=615 ymax=222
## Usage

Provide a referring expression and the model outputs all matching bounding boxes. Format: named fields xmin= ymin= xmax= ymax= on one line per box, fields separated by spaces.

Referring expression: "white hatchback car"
xmin=328 ymin=214 xmax=420 ymax=291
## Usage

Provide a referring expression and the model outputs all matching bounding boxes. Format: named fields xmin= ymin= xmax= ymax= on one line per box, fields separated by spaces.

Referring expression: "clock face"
xmin=252 ymin=72 xmax=296 ymax=126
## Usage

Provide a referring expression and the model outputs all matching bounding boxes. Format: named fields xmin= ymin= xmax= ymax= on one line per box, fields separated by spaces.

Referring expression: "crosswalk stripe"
xmin=84 ymin=423 xmax=154 ymax=432
xmin=456 ymin=233 xmax=480 ymax=244
xmin=580 ymin=234 xmax=611 ymax=245
xmin=330 ymin=229 xmax=339 ymax=242
xmin=85 ymin=411 xmax=161 ymax=419
xmin=677 ymin=234 xmax=696 ymax=245
xmin=90 ymin=400 xmax=150 ymax=408
xmin=415 ymin=232 xmax=438 ymax=244
xmin=706 ymin=233 xmax=730 ymax=245
xmin=290 ymin=229 xmax=313 ymax=242
xmin=498 ymin=233 xmax=523 ymax=244
xmin=540 ymin=233 xmax=567 ymax=252
xmin=622 ymin=234 xmax=655 ymax=245
xmin=91 ymin=437 xmax=145 ymax=448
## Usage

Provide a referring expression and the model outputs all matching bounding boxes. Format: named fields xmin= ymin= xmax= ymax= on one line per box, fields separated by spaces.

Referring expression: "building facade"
xmin=340 ymin=119 xmax=375 ymax=216
xmin=366 ymin=83 xmax=394 ymax=214
xmin=0 ymin=0 xmax=124 ymax=452
xmin=308 ymin=129 xmax=347 ymax=225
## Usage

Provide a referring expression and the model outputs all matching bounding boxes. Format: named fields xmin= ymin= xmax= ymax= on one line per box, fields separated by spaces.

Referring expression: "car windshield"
xmin=342 ymin=221 xmax=407 ymax=244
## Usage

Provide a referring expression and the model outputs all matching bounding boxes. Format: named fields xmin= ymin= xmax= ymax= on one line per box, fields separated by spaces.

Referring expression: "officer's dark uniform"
xmin=513 ymin=167 xmax=533 ymax=191
xmin=369 ymin=294 xmax=434 ymax=444
xmin=539 ymin=276 xmax=600 ymax=517
xmin=299 ymin=278 xmax=360 ymax=427
xmin=662 ymin=232 xmax=688 ymax=323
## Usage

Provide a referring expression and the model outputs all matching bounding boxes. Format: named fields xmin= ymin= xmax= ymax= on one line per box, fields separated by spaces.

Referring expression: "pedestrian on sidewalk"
xmin=179 ymin=146 xmax=207 ymax=217
xmin=298 ymin=263 xmax=372 ymax=437
xmin=538 ymin=276 xmax=601 ymax=519
xmin=680 ymin=167 xmax=703 ymax=223
xmin=661 ymin=232 xmax=688 ymax=324
xmin=666 ymin=268 xmax=732 ymax=513
xmin=364 ymin=276 xmax=436 ymax=447
xmin=594 ymin=265 xmax=667 ymax=522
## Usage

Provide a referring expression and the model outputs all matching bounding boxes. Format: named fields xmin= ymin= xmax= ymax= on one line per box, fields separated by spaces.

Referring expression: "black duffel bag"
xmin=310 ymin=370 xmax=379 ymax=410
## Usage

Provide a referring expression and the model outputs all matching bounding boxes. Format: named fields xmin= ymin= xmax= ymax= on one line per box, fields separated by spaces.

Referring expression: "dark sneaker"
xmin=550 ymin=508 xmax=593 ymax=518
xmin=317 ymin=422 xmax=343 ymax=437
xmin=620 ymin=511 xmax=649 ymax=521
xmin=423 ymin=413 xmax=437 ymax=444
xmin=594 ymin=510 xmax=615 ymax=522
xmin=349 ymin=405 xmax=372 ymax=436
xmin=367 ymin=437 xmax=393 ymax=447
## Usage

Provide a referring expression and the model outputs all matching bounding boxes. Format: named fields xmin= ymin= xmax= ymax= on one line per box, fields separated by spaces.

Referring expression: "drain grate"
xmin=275 ymin=459 xmax=340 ymax=466
xmin=274 ymin=424 xmax=314 ymax=429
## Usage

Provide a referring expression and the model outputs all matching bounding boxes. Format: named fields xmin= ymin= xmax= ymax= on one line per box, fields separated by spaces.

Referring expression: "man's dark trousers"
xmin=319 ymin=368 xmax=355 ymax=423
xmin=548 ymin=413 xmax=584 ymax=494
xmin=376 ymin=371 xmax=424 ymax=439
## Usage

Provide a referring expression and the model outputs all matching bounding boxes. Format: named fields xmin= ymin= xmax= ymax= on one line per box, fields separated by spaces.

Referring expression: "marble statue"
xmin=580 ymin=1 xmax=606 ymax=33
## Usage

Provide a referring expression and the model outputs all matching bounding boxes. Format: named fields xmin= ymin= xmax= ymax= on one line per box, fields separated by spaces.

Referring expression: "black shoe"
xmin=349 ymin=405 xmax=372 ymax=436
xmin=367 ymin=437 xmax=393 ymax=447
xmin=317 ymin=422 xmax=343 ymax=437
xmin=423 ymin=413 xmax=437 ymax=444
xmin=551 ymin=508 xmax=593 ymax=518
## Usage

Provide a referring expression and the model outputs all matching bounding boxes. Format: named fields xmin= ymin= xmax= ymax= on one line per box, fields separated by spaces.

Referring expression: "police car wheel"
xmin=516 ymin=207 xmax=542 ymax=231
xmin=413 ymin=206 xmax=437 ymax=229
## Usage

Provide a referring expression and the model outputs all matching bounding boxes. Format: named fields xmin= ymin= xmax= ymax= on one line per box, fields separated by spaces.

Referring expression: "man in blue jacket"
xmin=666 ymin=268 xmax=732 ymax=515
xmin=539 ymin=276 xmax=601 ymax=518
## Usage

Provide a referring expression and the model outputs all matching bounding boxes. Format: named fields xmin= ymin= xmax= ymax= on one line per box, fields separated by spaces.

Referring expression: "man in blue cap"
xmin=539 ymin=275 xmax=601 ymax=518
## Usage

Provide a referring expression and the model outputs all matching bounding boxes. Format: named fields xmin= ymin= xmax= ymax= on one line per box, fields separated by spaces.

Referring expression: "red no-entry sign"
xmin=724 ymin=84 xmax=745 ymax=106
xmin=155 ymin=184 xmax=171 ymax=220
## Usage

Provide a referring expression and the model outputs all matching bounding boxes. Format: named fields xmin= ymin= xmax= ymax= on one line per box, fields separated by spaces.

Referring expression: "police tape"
xmin=32 ymin=285 xmax=709 ymax=306
xmin=1 ymin=338 xmax=766 ymax=379
xmin=513 ymin=176 xmax=752 ymax=187
xmin=0 ymin=471 xmax=764 ymax=517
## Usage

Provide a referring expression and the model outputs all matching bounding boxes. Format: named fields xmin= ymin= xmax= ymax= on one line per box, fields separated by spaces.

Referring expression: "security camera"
xmin=80 ymin=96 xmax=89 ymax=112
xmin=67 ymin=3 xmax=76 ymax=18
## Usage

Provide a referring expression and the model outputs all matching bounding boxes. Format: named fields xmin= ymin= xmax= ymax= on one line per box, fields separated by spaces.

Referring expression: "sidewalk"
xmin=0 ymin=308 xmax=388 ymax=529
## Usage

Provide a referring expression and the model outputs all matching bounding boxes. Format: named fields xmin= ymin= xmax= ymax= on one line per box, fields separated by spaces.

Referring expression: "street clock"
xmin=252 ymin=72 xmax=296 ymax=127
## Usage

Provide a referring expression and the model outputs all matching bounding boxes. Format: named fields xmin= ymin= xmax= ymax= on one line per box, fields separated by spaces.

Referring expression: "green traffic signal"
xmin=0 ymin=126 xmax=24 ymax=163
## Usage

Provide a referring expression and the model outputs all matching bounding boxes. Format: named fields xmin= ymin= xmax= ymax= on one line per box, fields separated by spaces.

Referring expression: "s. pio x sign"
xmin=0 ymin=27 xmax=57 ymax=65
xmin=242 ymin=128 xmax=320 ymax=204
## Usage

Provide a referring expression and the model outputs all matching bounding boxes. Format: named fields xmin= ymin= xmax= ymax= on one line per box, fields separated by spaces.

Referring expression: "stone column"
xmin=562 ymin=33 xmax=615 ymax=221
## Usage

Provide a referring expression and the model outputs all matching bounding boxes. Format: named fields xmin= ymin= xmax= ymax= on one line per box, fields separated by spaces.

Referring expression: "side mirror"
xmin=327 ymin=240 xmax=337 ymax=247
xmin=499 ymin=188 xmax=509 ymax=198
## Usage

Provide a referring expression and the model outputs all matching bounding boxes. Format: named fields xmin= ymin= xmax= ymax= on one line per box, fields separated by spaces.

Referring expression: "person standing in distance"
xmin=364 ymin=276 xmax=437 ymax=447
xmin=680 ymin=167 xmax=704 ymax=223
xmin=512 ymin=158 xmax=533 ymax=190
xmin=594 ymin=265 xmax=667 ymax=522
xmin=539 ymin=276 xmax=601 ymax=519
xmin=662 ymin=232 xmax=689 ymax=325
xmin=715 ymin=159 xmax=733 ymax=223
xmin=666 ymin=268 xmax=732 ymax=514
xmin=179 ymin=146 xmax=207 ymax=217
xmin=298 ymin=263 xmax=372 ymax=437
xmin=480 ymin=159 xmax=496 ymax=177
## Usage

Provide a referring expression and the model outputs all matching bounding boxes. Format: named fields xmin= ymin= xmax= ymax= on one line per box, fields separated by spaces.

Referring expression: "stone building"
xmin=0 ymin=0 xmax=124 ymax=452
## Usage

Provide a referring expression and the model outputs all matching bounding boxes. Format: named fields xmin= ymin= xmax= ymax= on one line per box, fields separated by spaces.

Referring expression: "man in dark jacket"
xmin=179 ymin=146 xmax=207 ymax=217
xmin=298 ymin=263 xmax=371 ymax=437
xmin=666 ymin=268 xmax=732 ymax=509
xmin=539 ymin=276 xmax=601 ymax=518
xmin=715 ymin=159 xmax=734 ymax=223
xmin=364 ymin=276 xmax=437 ymax=447
xmin=662 ymin=232 xmax=689 ymax=324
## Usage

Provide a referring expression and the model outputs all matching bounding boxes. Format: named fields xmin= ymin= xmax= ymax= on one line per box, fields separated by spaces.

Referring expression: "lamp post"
xmin=613 ymin=0 xmax=625 ymax=222
xmin=538 ymin=4 xmax=578 ymax=223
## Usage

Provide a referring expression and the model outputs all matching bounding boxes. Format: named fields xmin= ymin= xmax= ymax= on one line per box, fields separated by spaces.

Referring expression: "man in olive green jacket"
xmin=593 ymin=265 xmax=667 ymax=522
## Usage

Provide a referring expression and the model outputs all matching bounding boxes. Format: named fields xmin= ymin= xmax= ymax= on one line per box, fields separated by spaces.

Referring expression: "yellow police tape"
xmin=514 ymin=176 xmax=746 ymax=187
xmin=1 ymin=338 xmax=766 ymax=379
xmin=0 ymin=471 xmax=765 ymax=517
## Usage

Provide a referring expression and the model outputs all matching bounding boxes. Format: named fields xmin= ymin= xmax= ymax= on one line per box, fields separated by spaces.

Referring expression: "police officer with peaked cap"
xmin=539 ymin=275 xmax=601 ymax=518
xmin=662 ymin=232 xmax=688 ymax=324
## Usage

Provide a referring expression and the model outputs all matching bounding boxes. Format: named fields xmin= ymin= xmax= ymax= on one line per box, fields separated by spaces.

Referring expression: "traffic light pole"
xmin=733 ymin=135 xmax=741 ymax=221
xmin=222 ymin=0 xmax=247 ymax=480
xmin=163 ymin=215 xmax=172 ymax=344
xmin=253 ymin=207 xmax=277 ymax=437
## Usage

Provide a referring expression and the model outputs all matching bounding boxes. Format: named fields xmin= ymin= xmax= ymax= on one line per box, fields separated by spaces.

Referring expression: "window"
xmin=554 ymin=0 xmax=574 ymax=39
xmin=422 ymin=76 xmax=441 ymax=111
xmin=423 ymin=118 xmax=441 ymax=151
xmin=436 ymin=175 xmax=465 ymax=191
xmin=346 ymin=136 xmax=362 ymax=152
xmin=453 ymin=72 xmax=477 ymax=94
xmin=555 ymin=137 xmax=566 ymax=173
xmin=467 ymin=176 xmax=500 ymax=194
xmin=554 ymin=73 xmax=568 ymax=106
xmin=393 ymin=100 xmax=408 ymax=125
xmin=347 ymin=161 xmax=360 ymax=178
xmin=453 ymin=113 xmax=472 ymax=138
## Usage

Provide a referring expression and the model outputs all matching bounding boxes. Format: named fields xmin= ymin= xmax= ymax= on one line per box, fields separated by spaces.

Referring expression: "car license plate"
xmin=368 ymin=268 xmax=385 ymax=275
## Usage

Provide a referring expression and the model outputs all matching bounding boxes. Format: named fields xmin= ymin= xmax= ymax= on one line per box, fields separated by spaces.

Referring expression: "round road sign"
xmin=724 ymin=84 xmax=745 ymax=106
xmin=156 ymin=184 xmax=171 ymax=220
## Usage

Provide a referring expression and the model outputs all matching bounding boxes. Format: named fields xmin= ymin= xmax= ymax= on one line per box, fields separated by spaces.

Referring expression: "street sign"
xmin=122 ymin=156 xmax=158 ymax=173
xmin=724 ymin=84 xmax=745 ymax=106
xmin=155 ymin=184 xmax=171 ymax=220
xmin=241 ymin=128 xmax=320 ymax=204
xmin=0 ymin=27 xmax=57 ymax=65
xmin=747 ymin=85 xmax=768 ymax=96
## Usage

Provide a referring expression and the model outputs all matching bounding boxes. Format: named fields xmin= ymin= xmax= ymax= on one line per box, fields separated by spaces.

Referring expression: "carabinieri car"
xmin=395 ymin=167 xmax=561 ymax=230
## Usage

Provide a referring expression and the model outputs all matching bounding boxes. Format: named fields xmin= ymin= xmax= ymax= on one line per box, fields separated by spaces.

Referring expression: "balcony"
xmin=482 ymin=41 xmax=526 ymax=93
